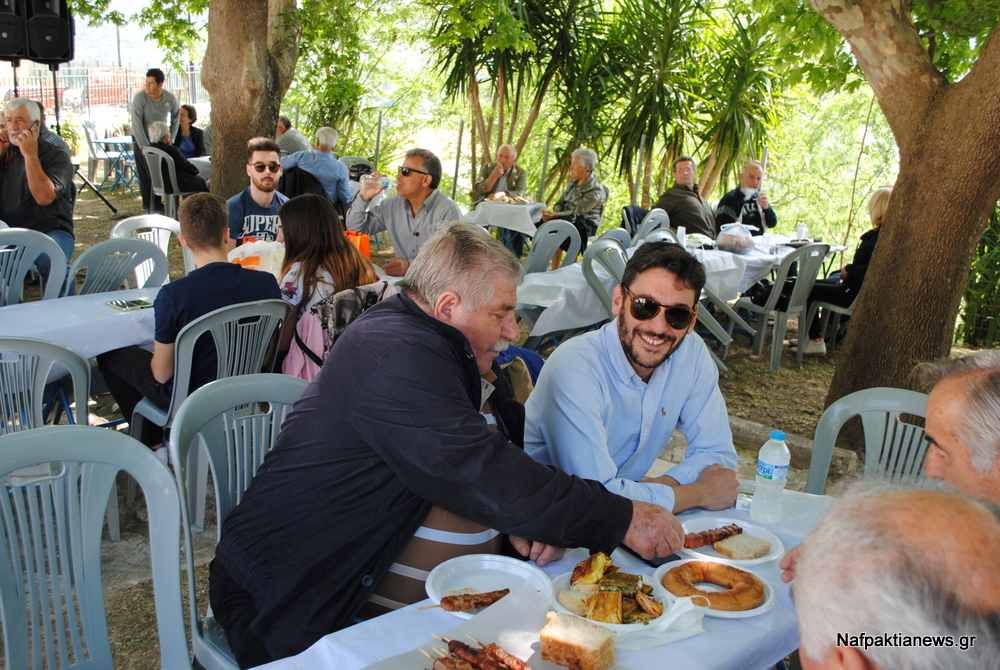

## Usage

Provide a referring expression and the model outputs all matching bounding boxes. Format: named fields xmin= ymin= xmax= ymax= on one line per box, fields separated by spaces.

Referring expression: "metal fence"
xmin=0 ymin=62 xmax=208 ymax=119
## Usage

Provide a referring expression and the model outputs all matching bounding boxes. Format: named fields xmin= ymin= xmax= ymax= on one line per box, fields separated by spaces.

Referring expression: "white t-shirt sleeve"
xmin=279 ymin=262 xmax=304 ymax=306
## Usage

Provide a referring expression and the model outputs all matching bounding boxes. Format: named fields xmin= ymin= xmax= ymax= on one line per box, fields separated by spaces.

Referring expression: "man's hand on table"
xmin=540 ymin=209 xmax=557 ymax=222
xmin=382 ymin=257 xmax=409 ymax=276
xmin=645 ymin=464 xmax=739 ymax=513
xmin=509 ymin=536 xmax=565 ymax=567
xmin=779 ymin=544 xmax=803 ymax=583
xmin=623 ymin=500 xmax=684 ymax=560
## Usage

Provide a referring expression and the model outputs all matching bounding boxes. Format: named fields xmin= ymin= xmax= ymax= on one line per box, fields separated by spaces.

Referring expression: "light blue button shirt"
xmin=281 ymin=149 xmax=351 ymax=205
xmin=524 ymin=321 xmax=736 ymax=512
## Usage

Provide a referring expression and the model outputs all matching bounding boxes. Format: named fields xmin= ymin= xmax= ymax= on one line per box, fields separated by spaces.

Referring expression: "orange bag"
xmin=345 ymin=230 xmax=371 ymax=259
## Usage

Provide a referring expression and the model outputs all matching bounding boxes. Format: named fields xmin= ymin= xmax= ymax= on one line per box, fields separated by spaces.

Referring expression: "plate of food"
xmin=424 ymin=554 xmax=553 ymax=619
xmin=652 ymin=558 xmax=775 ymax=619
xmin=679 ymin=515 xmax=784 ymax=565
xmin=550 ymin=552 xmax=671 ymax=633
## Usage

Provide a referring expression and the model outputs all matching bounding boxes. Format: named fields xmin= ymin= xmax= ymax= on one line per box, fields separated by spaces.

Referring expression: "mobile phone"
xmin=106 ymin=299 xmax=153 ymax=311
xmin=619 ymin=544 xmax=681 ymax=568
xmin=31 ymin=121 xmax=39 ymax=131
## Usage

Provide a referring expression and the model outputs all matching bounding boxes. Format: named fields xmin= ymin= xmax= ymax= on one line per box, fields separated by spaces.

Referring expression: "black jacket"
xmin=715 ymin=187 xmax=777 ymax=235
xmin=173 ymin=124 xmax=205 ymax=157
xmin=150 ymin=141 xmax=208 ymax=194
xmin=215 ymin=292 xmax=633 ymax=660
xmin=843 ymin=227 xmax=879 ymax=293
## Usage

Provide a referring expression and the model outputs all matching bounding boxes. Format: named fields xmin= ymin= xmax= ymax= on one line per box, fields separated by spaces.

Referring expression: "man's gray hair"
xmin=794 ymin=485 xmax=1000 ymax=669
xmin=398 ymin=221 xmax=524 ymax=312
xmin=5 ymin=98 xmax=41 ymax=123
xmin=918 ymin=350 xmax=1000 ymax=471
xmin=498 ymin=144 xmax=517 ymax=158
xmin=571 ymin=148 xmax=597 ymax=172
xmin=147 ymin=121 xmax=170 ymax=143
xmin=315 ymin=127 xmax=339 ymax=151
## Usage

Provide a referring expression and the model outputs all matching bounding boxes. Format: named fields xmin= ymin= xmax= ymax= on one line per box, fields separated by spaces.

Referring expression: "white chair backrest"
xmin=67 ymin=237 xmax=169 ymax=294
xmin=0 ymin=426 xmax=192 ymax=669
xmin=0 ymin=228 xmax=67 ymax=306
xmin=764 ymin=243 xmax=831 ymax=316
xmin=141 ymin=146 xmax=181 ymax=195
xmin=632 ymin=208 xmax=670 ymax=246
xmin=582 ymin=237 xmax=628 ymax=318
xmin=598 ymin=227 xmax=632 ymax=248
xmin=642 ymin=228 xmax=680 ymax=245
xmin=111 ymin=214 xmax=194 ymax=279
xmin=807 ymin=387 xmax=932 ymax=494
xmin=524 ymin=220 xmax=581 ymax=273
xmin=0 ymin=337 xmax=90 ymax=434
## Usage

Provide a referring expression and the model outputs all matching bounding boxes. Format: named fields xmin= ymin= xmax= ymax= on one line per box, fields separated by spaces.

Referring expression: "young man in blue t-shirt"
xmin=98 ymin=193 xmax=281 ymax=451
xmin=226 ymin=136 xmax=289 ymax=249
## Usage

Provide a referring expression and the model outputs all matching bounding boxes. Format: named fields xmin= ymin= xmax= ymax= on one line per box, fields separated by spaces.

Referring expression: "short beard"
xmin=617 ymin=311 xmax=683 ymax=373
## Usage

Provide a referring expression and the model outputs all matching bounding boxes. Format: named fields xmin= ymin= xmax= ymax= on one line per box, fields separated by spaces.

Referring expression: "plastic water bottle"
xmin=751 ymin=430 xmax=790 ymax=524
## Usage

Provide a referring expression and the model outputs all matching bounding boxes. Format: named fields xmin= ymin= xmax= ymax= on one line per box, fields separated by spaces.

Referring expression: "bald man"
xmin=715 ymin=162 xmax=776 ymax=235
xmin=794 ymin=487 xmax=1000 ymax=670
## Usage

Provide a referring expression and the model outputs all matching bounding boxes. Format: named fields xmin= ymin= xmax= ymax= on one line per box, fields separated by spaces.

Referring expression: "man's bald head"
xmin=739 ymin=162 xmax=763 ymax=190
xmin=794 ymin=487 xmax=1000 ymax=669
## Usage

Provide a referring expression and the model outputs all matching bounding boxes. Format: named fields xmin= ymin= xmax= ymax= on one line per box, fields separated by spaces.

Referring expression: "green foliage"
xmin=764 ymin=86 xmax=898 ymax=246
xmin=958 ymin=206 xmax=1000 ymax=348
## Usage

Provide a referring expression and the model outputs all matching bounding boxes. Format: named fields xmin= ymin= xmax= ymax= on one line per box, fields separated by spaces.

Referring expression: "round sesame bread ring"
xmin=660 ymin=561 xmax=766 ymax=612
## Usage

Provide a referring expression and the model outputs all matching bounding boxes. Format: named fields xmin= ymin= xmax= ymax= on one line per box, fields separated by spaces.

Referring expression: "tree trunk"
xmin=809 ymin=0 xmax=1000 ymax=406
xmin=202 ymin=0 xmax=299 ymax=199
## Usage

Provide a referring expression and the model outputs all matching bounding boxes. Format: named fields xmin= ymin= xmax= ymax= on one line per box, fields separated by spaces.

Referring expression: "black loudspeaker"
xmin=0 ymin=0 xmax=27 ymax=61
xmin=25 ymin=0 xmax=72 ymax=64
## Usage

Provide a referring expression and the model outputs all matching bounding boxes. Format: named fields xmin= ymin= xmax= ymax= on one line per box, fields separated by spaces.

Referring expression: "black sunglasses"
xmin=622 ymin=287 xmax=696 ymax=329
xmin=397 ymin=166 xmax=430 ymax=177
xmin=251 ymin=162 xmax=281 ymax=173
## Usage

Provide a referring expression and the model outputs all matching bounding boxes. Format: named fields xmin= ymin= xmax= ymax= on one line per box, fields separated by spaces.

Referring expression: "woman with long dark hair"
xmin=277 ymin=194 xmax=376 ymax=352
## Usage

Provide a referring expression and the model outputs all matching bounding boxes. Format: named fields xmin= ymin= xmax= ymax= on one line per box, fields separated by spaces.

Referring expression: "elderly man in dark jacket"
xmin=210 ymin=222 xmax=685 ymax=668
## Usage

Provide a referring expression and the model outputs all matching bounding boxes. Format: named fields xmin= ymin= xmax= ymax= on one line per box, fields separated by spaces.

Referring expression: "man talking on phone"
xmin=0 ymin=98 xmax=75 ymax=288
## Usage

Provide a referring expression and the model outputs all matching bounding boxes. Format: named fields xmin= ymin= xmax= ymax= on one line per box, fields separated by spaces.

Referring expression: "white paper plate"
xmin=679 ymin=514 xmax=784 ymax=565
xmin=651 ymin=558 xmax=775 ymax=619
xmin=424 ymin=554 xmax=553 ymax=619
xmin=549 ymin=572 xmax=672 ymax=633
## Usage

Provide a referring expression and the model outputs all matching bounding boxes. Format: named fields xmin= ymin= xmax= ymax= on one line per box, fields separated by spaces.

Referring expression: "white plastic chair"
xmin=111 ymin=213 xmax=195 ymax=281
xmin=0 ymin=337 xmax=121 ymax=540
xmin=67 ymin=237 xmax=169 ymax=294
xmin=142 ymin=146 xmax=199 ymax=219
xmin=804 ymin=295 xmax=857 ymax=354
xmin=631 ymin=208 xmax=670 ymax=246
xmin=727 ymin=243 xmax=831 ymax=372
xmin=598 ymin=227 xmax=632 ymax=248
xmin=582 ymin=237 xmax=629 ymax=320
xmin=169 ymin=374 xmax=308 ymax=670
xmin=81 ymin=120 xmax=113 ymax=184
xmin=642 ymin=227 xmax=679 ymax=245
xmin=0 ymin=426 xmax=191 ymax=669
xmin=806 ymin=387 xmax=932 ymax=494
xmin=0 ymin=228 xmax=67 ymax=306
xmin=523 ymin=220 xmax=581 ymax=273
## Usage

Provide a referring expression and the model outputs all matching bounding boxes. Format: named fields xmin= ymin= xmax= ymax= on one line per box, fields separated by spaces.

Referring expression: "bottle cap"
xmin=770 ymin=430 xmax=786 ymax=440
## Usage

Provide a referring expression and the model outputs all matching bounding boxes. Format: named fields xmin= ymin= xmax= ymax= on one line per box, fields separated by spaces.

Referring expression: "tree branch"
xmin=808 ymin=0 xmax=945 ymax=147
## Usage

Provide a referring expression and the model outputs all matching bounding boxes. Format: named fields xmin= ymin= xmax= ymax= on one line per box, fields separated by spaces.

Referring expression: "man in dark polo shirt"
xmin=210 ymin=222 xmax=686 ymax=667
xmin=0 ymin=97 xmax=75 ymax=286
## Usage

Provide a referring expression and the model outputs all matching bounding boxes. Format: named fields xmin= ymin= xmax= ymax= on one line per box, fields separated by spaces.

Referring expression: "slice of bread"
xmin=714 ymin=534 xmax=772 ymax=560
xmin=540 ymin=612 xmax=615 ymax=670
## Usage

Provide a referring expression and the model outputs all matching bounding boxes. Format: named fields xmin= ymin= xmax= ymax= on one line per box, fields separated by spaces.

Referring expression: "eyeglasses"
xmin=251 ymin=162 xmax=281 ymax=173
xmin=397 ymin=166 xmax=430 ymax=177
xmin=622 ymin=287 xmax=696 ymax=329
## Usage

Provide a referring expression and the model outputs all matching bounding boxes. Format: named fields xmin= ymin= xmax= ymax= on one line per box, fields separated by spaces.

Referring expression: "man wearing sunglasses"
xmin=346 ymin=148 xmax=461 ymax=276
xmin=226 ymin=137 xmax=288 ymax=250
xmin=525 ymin=241 xmax=739 ymax=514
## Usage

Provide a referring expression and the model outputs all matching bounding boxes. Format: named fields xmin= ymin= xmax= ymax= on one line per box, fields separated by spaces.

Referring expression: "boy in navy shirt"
xmin=98 ymin=193 xmax=281 ymax=450
xmin=227 ymin=137 xmax=288 ymax=248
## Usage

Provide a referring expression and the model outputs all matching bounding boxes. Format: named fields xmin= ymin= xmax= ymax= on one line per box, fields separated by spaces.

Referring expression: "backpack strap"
xmin=294 ymin=325 xmax=325 ymax=368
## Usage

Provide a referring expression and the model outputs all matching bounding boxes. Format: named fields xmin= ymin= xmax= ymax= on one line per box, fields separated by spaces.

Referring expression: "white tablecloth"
xmin=190 ymin=156 xmax=212 ymax=182
xmin=0 ymin=288 xmax=160 ymax=359
xmin=516 ymin=248 xmax=775 ymax=337
xmin=464 ymin=201 xmax=544 ymax=236
xmin=258 ymin=488 xmax=830 ymax=670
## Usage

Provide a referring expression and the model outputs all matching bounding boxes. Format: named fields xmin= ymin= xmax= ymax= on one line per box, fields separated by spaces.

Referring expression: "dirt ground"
xmin=8 ymin=185 xmax=838 ymax=669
